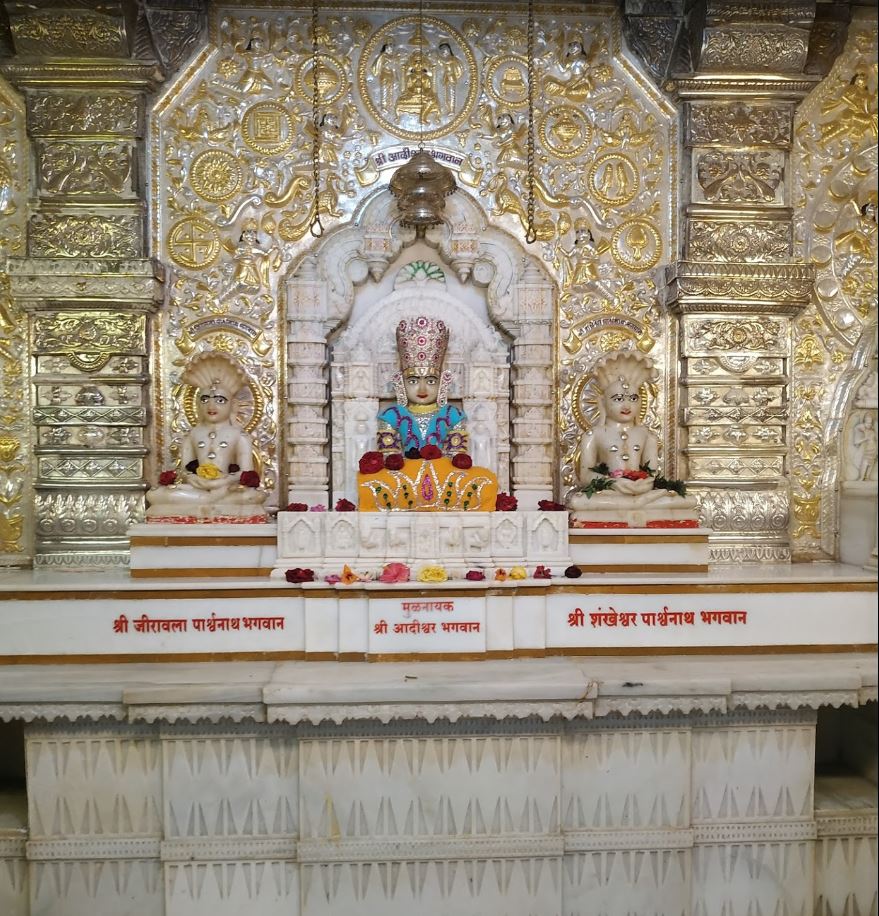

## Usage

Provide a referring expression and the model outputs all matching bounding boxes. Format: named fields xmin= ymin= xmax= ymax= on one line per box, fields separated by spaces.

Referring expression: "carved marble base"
xmin=0 ymin=660 xmax=875 ymax=916
xmin=129 ymin=523 xmax=278 ymax=578
xmin=569 ymin=503 xmax=700 ymax=529
xmin=569 ymin=528 xmax=711 ymax=572
xmin=272 ymin=510 xmax=571 ymax=578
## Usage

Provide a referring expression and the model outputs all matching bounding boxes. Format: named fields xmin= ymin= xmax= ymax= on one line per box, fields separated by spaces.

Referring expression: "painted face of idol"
xmin=404 ymin=372 xmax=439 ymax=407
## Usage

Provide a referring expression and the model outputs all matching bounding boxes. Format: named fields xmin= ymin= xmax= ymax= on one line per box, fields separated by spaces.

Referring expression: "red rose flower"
xmin=564 ymin=565 xmax=583 ymax=579
xmin=420 ymin=444 xmax=443 ymax=460
xmin=495 ymin=492 xmax=518 ymax=511
xmin=285 ymin=567 xmax=315 ymax=584
xmin=384 ymin=453 xmax=405 ymax=471
xmin=465 ymin=570 xmax=486 ymax=581
xmin=158 ymin=470 xmax=177 ymax=486
xmin=533 ymin=565 xmax=552 ymax=579
xmin=239 ymin=470 xmax=260 ymax=488
xmin=335 ymin=498 xmax=356 ymax=512
xmin=285 ymin=502 xmax=309 ymax=512
xmin=359 ymin=451 xmax=385 ymax=474
xmin=451 ymin=453 xmax=473 ymax=469
xmin=538 ymin=500 xmax=566 ymax=511
xmin=622 ymin=469 xmax=650 ymax=481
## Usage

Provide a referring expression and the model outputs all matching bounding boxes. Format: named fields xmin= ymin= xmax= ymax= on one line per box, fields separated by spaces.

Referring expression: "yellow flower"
xmin=342 ymin=565 xmax=366 ymax=585
xmin=510 ymin=566 xmax=528 ymax=580
xmin=418 ymin=565 xmax=448 ymax=583
xmin=196 ymin=463 xmax=223 ymax=480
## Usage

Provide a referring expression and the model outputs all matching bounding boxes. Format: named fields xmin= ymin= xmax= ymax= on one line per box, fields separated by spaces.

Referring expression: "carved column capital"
xmin=8 ymin=258 xmax=165 ymax=312
xmin=665 ymin=261 xmax=814 ymax=316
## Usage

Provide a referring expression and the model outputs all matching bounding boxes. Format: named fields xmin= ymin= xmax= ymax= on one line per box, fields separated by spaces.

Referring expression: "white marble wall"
xmin=2 ymin=709 xmax=876 ymax=915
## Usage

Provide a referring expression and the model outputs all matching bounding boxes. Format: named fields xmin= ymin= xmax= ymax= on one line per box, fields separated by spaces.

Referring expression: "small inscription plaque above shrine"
xmin=369 ymin=595 xmax=487 ymax=654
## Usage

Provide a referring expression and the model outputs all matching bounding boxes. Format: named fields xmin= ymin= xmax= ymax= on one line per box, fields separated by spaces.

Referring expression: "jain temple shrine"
xmin=0 ymin=0 xmax=877 ymax=913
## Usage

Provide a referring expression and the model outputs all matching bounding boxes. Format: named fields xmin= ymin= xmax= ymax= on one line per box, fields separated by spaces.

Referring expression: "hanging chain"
xmin=524 ymin=0 xmax=536 ymax=244
xmin=309 ymin=0 xmax=323 ymax=237
xmin=417 ymin=0 xmax=425 ymax=148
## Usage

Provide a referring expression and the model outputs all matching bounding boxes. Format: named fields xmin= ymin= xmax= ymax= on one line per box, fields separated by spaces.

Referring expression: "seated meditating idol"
xmin=359 ymin=315 xmax=498 ymax=511
xmin=146 ymin=351 xmax=268 ymax=523
xmin=566 ymin=350 xmax=698 ymax=527
xmin=377 ymin=316 xmax=468 ymax=458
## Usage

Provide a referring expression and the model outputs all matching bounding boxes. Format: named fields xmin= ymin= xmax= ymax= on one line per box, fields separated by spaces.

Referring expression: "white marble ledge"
xmin=815 ymin=775 xmax=878 ymax=813
xmin=0 ymin=561 xmax=875 ymax=592
xmin=0 ymin=655 xmax=875 ymax=723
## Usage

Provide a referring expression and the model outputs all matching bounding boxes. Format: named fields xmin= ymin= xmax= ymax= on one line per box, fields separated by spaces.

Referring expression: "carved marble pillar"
xmin=1 ymin=9 xmax=167 ymax=565
xmin=664 ymin=3 xmax=821 ymax=563
xmin=510 ymin=264 xmax=555 ymax=509
xmin=285 ymin=258 xmax=332 ymax=507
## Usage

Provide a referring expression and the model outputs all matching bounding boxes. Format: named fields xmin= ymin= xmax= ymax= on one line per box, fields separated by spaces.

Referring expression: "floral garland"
xmin=579 ymin=462 xmax=687 ymax=498
xmin=157 ymin=463 xmax=260 ymax=488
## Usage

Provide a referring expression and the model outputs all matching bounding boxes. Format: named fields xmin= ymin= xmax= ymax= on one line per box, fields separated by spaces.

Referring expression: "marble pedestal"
xmin=569 ymin=527 xmax=711 ymax=573
xmin=272 ymin=510 xmax=571 ymax=578
xmin=569 ymin=504 xmax=700 ymax=529
xmin=129 ymin=523 xmax=278 ymax=578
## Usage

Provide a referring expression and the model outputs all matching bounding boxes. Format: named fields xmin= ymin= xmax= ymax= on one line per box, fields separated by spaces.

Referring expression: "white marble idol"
xmin=146 ymin=352 xmax=267 ymax=522
xmin=567 ymin=350 xmax=698 ymax=526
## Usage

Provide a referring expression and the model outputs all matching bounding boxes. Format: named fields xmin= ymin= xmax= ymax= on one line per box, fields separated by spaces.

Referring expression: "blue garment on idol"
xmin=377 ymin=404 xmax=467 ymax=455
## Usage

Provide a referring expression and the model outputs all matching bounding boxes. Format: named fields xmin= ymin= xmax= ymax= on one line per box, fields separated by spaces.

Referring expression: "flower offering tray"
xmin=568 ymin=526 xmax=711 ymax=573
xmin=129 ymin=523 xmax=278 ymax=578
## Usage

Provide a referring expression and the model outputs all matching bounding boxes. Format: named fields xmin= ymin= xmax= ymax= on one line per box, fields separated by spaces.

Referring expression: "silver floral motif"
xmin=688 ymin=318 xmax=784 ymax=352
xmin=39 ymin=142 xmax=133 ymax=196
xmin=688 ymin=220 xmax=791 ymax=262
xmin=696 ymin=151 xmax=785 ymax=203
xmin=701 ymin=26 xmax=809 ymax=72
xmin=28 ymin=94 xmax=139 ymax=135
xmin=35 ymin=492 xmax=144 ymax=539
xmin=688 ymin=102 xmax=792 ymax=147
xmin=28 ymin=214 xmax=141 ymax=258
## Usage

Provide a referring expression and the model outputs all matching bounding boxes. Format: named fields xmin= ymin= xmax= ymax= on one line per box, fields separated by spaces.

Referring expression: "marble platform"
xmin=0 ymin=564 xmax=875 ymax=660
xmin=0 ymin=656 xmax=875 ymax=916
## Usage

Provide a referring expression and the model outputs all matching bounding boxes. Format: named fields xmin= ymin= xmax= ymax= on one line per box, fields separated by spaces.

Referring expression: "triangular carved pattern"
xmin=813 ymin=835 xmax=878 ymax=914
xmin=166 ymin=860 xmax=298 ymax=906
xmin=300 ymin=857 xmax=562 ymax=913
xmin=562 ymin=850 xmax=689 ymax=916
xmin=691 ymin=727 xmax=814 ymax=821
xmin=562 ymin=729 xmax=690 ymax=830
xmin=691 ymin=841 xmax=813 ymax=916
xmin=31 ymin=860 xmax=162 ymax=911
xmin=163 ymin=737 xmax=298 ymax=837
xmin=28 ymin=737 xmax=162 ymax=838
xmin=299 ymin=736 xmax=559 ymax=840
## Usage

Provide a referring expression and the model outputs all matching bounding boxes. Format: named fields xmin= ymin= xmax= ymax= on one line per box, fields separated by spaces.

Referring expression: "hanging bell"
xmin=389 ymin=149 xmax=457 ymax=233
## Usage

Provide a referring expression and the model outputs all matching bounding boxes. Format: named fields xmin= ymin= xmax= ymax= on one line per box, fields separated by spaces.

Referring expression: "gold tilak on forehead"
xmin=404 ymin=366 xmax=440 ymax=378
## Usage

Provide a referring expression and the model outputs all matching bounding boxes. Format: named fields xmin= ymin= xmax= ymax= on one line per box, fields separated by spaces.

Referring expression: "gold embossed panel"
xmin=793 ymin=23 xmax=878 ymax=558
xmin=154 ymin=7 xmax=675 ymax=496
xmin=0 ymin=76 xmax=29 ymax=560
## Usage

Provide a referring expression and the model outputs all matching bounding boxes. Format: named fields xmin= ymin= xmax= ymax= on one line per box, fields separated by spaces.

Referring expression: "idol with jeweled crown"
xmin=359 ymin=316 xmax=498 ymax=511
xmin=566 ymin=350 xmax=699 ymax=526
xmin=145 ymin=351 xmax=268 ymax=522
xmin=377 ymin=316 xmax=468 ymax=458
